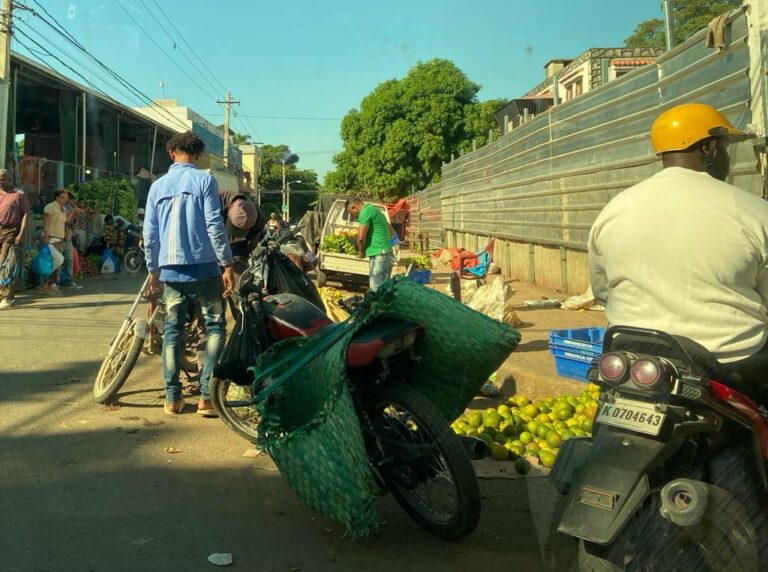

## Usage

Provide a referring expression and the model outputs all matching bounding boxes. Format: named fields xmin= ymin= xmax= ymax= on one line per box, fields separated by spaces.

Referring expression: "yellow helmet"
xmin=650 ymin=103 xmax=748 ymax=154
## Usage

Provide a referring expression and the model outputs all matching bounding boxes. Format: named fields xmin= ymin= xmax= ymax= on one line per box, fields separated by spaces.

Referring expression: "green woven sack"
xmin=251 ymin=276 xmax=520 ymax=536
xmin=253 ymin=325 xmax=378 ymax=537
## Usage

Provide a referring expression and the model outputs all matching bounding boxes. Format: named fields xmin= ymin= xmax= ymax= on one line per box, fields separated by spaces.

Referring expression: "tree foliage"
xmin=625 ymin=0 xmax=742 ymax=48
xmin=324 ymin=59 xmax=505 ymax=200
xmin=70 ymin=178 xmax=137 ymax=222
xmin=258 ymin=144 xmax=319 ymax=221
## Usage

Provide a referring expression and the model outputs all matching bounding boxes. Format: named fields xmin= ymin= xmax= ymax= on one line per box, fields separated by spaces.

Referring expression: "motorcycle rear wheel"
xmin=210 ymin=377 xmax=260 ymax=444
xmin=365 ymin=382 xmax=480 ymax=540
xmin=123 ymin=249 xmax=144 ymax=274
xmin=92 ymin=322 xmax=144 ymax=403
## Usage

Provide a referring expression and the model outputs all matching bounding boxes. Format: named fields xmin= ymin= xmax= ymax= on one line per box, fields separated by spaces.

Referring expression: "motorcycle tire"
xmin=365 ymin=382 xmax=480 ymax=541
xmin=123 ymin=249 xmax=144 ymax=274
xmin=92 ymin=322 xmax=145 ymax=403
xmin=209 ymin=377 xmax=259 ymax=444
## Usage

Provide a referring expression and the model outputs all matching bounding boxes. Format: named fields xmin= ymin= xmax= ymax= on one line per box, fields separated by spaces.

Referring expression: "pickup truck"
xmin=316 ymin=199 xmax=391 ymax=287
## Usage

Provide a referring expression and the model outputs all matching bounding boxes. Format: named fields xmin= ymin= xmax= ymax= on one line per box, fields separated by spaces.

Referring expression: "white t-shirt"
xmin=589 ymin=166 xmax=768 ymax=363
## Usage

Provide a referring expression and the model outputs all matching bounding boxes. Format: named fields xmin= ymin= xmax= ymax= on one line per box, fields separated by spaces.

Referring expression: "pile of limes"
xmin=451 ymin=383 xmax=600 ymax=473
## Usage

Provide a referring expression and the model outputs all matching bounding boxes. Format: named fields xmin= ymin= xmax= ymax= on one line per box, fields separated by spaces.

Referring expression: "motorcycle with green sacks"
xmin=210 ymin=264 xmax=520 ymax=540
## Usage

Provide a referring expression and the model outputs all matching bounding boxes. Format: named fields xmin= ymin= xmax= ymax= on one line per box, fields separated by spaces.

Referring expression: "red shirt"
xmin=0 ymin=189 xmax=29 ymax=227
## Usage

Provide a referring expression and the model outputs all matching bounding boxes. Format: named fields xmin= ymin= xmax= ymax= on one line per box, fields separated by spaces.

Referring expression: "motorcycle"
xmin=92 ymin=275 xmax=201 ymax=403
xmin=210 ymin=241 xmax=481 ymax=541
xmin=550 ymin=325 xmax=768 ymax=571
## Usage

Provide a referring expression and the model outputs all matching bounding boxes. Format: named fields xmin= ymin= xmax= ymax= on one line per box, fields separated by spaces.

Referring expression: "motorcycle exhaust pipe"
xmin=659 ymin=478 xmax=709 ymax=527
xmin=458 ymin=436 xmax=489 ymax=460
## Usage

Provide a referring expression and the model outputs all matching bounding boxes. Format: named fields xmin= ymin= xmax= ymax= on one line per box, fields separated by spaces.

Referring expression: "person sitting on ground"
xmin=589 ymin=102 xmax=768 ymax=389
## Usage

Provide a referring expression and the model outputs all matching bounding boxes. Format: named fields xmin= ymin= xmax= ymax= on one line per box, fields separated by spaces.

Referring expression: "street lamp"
xmin=285 ymin=179 xmax=301 ymax=223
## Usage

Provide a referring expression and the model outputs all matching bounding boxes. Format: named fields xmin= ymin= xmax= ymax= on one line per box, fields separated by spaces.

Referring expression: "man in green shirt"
xmin=345 ymin=197 xmax=394 ymax=291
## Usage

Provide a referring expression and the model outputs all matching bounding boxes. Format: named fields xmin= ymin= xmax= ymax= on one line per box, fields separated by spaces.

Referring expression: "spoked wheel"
xmin=209 ymin=377 xmax=260 ymax=444
xmin=122 ymin=249 xmax=144 ymax=274
xmin=180 ymin=317 xmax=201 ymax=375
xmin=92 ymin=320 xmax=145 ymax=403
xmin=366 ymin=383 xmax=480 ymax=540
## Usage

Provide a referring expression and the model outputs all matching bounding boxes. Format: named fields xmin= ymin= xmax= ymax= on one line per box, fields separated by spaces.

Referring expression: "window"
xmin=565 ymin=77 xmax=583 ymax=101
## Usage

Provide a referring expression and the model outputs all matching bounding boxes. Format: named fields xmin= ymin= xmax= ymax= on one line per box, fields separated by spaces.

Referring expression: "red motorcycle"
xmin=551 ymin=325 xmax=768 ymax=571
xmin=210 ymin=240 xmax=481 ymax=540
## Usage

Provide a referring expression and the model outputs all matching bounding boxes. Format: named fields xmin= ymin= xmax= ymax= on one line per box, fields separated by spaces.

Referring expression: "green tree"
xmin=258 ymin=144 xmax=319 ymax=221
xmin=625 ymin=0 xmax=742 ymax=48
xmin=324 ymin=58 xmax=505 ymax=200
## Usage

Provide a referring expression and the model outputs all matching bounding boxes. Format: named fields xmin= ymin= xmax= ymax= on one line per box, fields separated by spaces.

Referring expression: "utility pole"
xmin=0 ymin=0 xmax=13 ymax=170
xmin=217 ymin=91 xmax=239 ymax=170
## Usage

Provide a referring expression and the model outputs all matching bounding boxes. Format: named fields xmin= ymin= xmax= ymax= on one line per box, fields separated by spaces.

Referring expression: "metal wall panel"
xmin=409 ymin=10 xmax=758 ymax=252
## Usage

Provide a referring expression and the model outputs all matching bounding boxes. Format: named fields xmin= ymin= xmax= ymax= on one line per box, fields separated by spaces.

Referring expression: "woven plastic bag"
xmin=250 ymin=276 xmax=520 ymax=535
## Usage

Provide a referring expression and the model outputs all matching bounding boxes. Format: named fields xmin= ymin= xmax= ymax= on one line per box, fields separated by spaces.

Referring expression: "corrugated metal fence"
xmin=408 ymin=9 xmax=760 ymax=291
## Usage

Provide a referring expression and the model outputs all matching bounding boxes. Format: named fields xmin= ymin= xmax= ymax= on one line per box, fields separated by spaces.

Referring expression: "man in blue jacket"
xmin=143 ymin=131 xmax=234 ymax=416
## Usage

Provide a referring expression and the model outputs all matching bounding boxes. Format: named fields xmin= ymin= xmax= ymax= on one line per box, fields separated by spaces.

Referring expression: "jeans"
xmin=369 ymin=252 xmax=394 ymax=291
xmin=162 ymin=277 xmax=226 ymax=402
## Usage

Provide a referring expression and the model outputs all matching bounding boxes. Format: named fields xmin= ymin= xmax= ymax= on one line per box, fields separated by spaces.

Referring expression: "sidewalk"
xmin=423 ymin=270 xmax=607 ymax=402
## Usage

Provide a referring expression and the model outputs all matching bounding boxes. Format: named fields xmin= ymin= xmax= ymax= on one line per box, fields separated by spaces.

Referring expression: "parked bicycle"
xmin=92 ymin=275 xmax=201 ymax=403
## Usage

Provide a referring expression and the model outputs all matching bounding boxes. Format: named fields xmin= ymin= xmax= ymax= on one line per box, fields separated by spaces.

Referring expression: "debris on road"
xmin=164 ymin=446 xmax=182 ymax=454
xmin=207 ymin=552 xmax=233 ymax=566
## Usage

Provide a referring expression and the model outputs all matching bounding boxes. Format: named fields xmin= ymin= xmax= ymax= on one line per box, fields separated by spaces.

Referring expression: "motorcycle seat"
xmin=346 ymin=320 xmax=423 ymax=368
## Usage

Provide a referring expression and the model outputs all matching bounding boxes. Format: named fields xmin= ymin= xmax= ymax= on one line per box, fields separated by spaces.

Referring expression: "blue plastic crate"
xmin=554 ymin=354 xmax=594 ymax=382
xmin=550 ymin=346 xmax=599 ymax=363
xmin=549 ymin=327 xmax=605 ymax=354
xmin=409 ymin=269 xmax=432 ymax=284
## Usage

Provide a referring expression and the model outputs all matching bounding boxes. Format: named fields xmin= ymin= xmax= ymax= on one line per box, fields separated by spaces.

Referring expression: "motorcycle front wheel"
xmin=92 ymin=321 xmax=145 ymax=403
xmin=123 ymin=249 xmax=144 ymax=274
xmin=210 ymin=377 xmax=260 ymax=443
xmin=365 ymin=382 xmax=480 ymax=541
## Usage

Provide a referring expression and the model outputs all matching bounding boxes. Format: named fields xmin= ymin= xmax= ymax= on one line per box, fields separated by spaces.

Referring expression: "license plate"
xmin=596 ymin=397 xmax=665 ymax=436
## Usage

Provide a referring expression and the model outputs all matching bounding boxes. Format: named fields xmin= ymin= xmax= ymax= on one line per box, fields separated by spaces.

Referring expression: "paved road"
xmin=0 ymin=274 xmax=575 ymax=571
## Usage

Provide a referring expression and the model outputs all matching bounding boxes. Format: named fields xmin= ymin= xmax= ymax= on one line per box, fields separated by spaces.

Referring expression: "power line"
xmin=15 ymin=20 xmax=147 ymax=110
xmin=202 ymin=112 xmax=342 ymax=121
xmin=114 ymin=0 xmax=220 ymax=103
xmin=25 ymin=0 xmax=191 ymax=132
xmin=149 ymin=0 xmax=227 ymax=93
xmin=137 ymin=0 xmax=223 ymax=101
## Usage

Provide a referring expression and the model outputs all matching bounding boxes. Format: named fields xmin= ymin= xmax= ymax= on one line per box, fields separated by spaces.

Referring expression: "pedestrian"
xmin=72 ymin=199 xmax=89 ymax=252
xmin=0 ymin=168 xmax=30 ymax=309
xmin=58 ymin=194 xmax=82 ymax=288
xmin=344 ymin=197 xmax=395 ymax=291
xmin=143 ymin=131 xmax=234 ymax=417
xmin=40 ymin=190 xmax=72 ymax=293
xmin=590 ymin=103 xmax=768 ymax=387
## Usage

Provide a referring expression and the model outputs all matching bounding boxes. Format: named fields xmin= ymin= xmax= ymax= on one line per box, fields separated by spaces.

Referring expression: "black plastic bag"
xmin=266 ymin=250 xmax=325 ymax=311
xmin=214 ymin=307 xmax=262 ymax=386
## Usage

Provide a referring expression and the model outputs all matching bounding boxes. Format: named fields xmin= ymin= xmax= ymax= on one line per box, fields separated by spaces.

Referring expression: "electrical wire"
xmin=114 ymin=0 xmax=220 ymax=103
xmin=25 ymin=0 xmax=191 ymax=132
xmin=137 ymin=0 xmax=223 ymax=102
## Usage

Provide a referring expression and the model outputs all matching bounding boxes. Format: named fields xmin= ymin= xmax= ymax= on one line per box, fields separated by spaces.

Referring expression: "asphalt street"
xmin=0 ymin=273 xmax=575 ymax=572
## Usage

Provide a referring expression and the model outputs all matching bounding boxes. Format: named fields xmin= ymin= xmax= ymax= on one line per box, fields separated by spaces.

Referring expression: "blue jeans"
xmin=162 ymin=277 xmax=226 ymax=402
xmin=369 ymin=252 xmax=394 ymax=291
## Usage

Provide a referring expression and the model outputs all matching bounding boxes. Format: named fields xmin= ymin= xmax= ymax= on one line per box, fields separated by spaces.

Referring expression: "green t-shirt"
xmin=358 ymin=203 xmax=391 ymax=257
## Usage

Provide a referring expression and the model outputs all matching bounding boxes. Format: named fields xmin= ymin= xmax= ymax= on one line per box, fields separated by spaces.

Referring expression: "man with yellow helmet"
xmin=589 ymin=102 xmax=768 ymax=386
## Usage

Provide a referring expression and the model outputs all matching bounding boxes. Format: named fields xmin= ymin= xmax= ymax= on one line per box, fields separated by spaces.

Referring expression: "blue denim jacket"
xmin=143 ymin=163 xmax=233 ymax=274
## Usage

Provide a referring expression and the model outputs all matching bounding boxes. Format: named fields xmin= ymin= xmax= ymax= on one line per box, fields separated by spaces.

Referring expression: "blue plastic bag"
xmin=100 ymin=248 xmax=119 ymax=273
xmin=0 ymin=246 xmax=22 ymax=286
xmin=31 ymin=244 xmax=54 ymax=277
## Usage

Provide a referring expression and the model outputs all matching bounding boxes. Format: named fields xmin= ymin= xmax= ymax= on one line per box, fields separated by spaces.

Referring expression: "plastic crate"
xmin=549 ymin=327 xmax=605 ymax=354
xmin=409 ymin=269 xmax=431 ymax=284
xmin=554 ymin=354 xmax=594 ymax=382
xmin=550 ymin=346 xmax=598 ymax=363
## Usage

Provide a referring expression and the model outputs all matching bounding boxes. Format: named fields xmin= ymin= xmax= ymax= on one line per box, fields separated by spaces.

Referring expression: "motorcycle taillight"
xmin=631 ymin=358 xmax=663 ymax=387
xmin=598 ymin=352 xmax=628 ymax=383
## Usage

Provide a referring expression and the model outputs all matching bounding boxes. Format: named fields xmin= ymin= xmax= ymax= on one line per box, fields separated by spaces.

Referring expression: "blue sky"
xmin=16 ymin=1 xmax=663 ymax=180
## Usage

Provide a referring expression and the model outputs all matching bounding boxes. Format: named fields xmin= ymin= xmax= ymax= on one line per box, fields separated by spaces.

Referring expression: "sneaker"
xmin=60 ymin=282 xmax=83 ymax=289
xmin=0 ymin=298 xmax=15 ymax=310
xmin=164 ymin=397 xmax=185 ymax=415
xmin=197 ymin=399 xmax=218 ymax=418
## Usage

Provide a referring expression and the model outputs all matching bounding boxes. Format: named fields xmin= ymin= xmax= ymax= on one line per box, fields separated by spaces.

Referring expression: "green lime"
xmin=491 ymin=442 xmax=510 ymax=461
xmin=519 ymin=431 xmax=534 ymax=445
xmin=514 ymin=458 xmax=530 ymax=475
xmin=546 ymin=432 xmax=563 ymax=448
xmin=539 ymin=450 xmax=556 ymax=468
